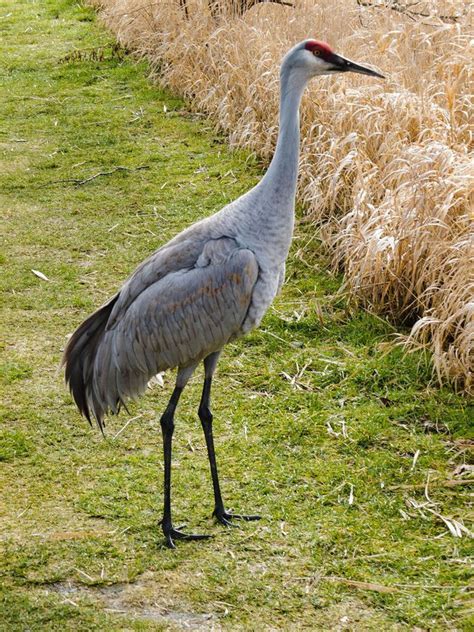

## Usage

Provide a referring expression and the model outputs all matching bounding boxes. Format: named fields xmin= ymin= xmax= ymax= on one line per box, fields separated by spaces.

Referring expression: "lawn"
xmin=0 ymin=0 xmax=472 ymax=629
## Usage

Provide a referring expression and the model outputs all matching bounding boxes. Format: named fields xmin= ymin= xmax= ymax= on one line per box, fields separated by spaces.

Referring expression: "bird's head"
xmin=282 ymin=39 xmax=384 ymax=81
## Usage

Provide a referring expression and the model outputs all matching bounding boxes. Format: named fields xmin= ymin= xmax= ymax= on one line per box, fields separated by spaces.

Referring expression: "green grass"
xmin=1 ymin=0 xmax=473 ymax=629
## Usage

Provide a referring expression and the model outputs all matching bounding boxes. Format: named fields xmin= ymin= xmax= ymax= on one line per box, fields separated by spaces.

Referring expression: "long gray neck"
xmin=258 ymin=64 xmax=308 ymax=206
xmin=221 ymin=60 xmax=309 ymax=269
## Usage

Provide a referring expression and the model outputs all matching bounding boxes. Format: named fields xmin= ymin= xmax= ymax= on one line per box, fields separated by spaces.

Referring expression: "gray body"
xmin=64 ymin=40 xmax=383 ymax=425
xmin=66 ymin=43 xmax=309 ymax=425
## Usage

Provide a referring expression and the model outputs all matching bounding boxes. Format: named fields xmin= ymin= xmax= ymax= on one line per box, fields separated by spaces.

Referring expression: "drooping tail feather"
xmin=63 ymin=294 xmax=119 ymax=432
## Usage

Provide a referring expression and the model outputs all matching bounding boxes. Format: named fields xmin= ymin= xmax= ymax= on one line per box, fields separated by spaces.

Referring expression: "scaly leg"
xmin=199 ymin=352 xmax=261 ymax=527
xmin=160 ymin=365 xmax=211 ymax=548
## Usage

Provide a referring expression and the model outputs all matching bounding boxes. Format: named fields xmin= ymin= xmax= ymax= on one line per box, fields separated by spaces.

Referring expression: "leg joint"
xmin=160 ymin=411 xmax=175 ymax=432
xmin=198 ymin=405 xmax=213 ymax=425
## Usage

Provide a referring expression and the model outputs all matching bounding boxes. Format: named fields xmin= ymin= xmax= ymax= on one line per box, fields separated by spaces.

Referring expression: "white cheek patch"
xmin=310 ymin=55 xmax=330 ymax=74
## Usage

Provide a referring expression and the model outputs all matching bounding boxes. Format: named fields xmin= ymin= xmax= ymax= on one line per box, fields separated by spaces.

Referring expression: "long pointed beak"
xmin=330 ymin=53 xmax=385 ymax=79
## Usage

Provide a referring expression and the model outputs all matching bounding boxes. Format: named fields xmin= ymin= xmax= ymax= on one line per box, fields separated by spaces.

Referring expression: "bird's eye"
xmin=313 ymin=50 xmax=321 ymax=57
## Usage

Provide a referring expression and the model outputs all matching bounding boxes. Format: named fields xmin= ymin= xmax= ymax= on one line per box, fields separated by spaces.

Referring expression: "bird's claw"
xmin=214 ymin=509 xmax=261 ymax=527
xmin=217 ymin=515 xmax=238 ymax=528
xmin=162 ymin=524 xmax=212 ymax=549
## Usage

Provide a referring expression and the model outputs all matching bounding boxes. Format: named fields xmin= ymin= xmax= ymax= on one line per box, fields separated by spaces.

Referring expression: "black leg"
xmin=159 ymin=375 xmax=211 ymax=549
xmin=199 ymin=353 xmax=261 ymax=527
xmin=198 ymin=376 xmax=226 ymax=517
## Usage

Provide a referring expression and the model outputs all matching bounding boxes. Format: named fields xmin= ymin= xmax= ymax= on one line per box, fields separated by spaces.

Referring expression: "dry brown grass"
xmin=90 ymin=0 xmax=473 ymax=393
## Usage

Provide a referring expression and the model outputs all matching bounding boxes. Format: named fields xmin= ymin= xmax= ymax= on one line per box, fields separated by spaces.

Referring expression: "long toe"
xmin=165 ymin=534 xmax=177 ymax=549
xmin=231 ymin=513 xmax=261 ymax=521
xmin=215 ymin=514 xmax=238 ymax=528
xmin=214 ymin=510 xmax=261 ymax=525
xmin=163 ymin=526 xmax=212 ymax=548
xmin=172 ymin=529 xmax=212 ymax=541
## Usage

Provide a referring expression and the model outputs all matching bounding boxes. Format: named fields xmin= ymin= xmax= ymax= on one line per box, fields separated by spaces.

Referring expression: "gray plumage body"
xmin=63 ymin=39 xmax=382 ymax=546
xmin=65 ymin=46 xmax=305 ymax=426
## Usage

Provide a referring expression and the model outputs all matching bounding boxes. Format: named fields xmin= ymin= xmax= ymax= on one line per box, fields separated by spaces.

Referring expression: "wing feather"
xmin=90 ymin=237 xmax=259 ymax=417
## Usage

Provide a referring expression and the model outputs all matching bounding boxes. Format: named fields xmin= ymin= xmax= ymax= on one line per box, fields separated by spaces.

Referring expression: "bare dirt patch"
xmin=47 ymin=573 xmax=220 ymax=630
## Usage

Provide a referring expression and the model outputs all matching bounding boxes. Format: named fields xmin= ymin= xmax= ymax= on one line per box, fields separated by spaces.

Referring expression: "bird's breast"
xmin=241 ymin=268 xmax=281 ymax=335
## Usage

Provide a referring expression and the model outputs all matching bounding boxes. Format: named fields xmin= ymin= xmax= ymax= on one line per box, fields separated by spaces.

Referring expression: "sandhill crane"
xmin=64 ymin=40 xmax=383 ymax=548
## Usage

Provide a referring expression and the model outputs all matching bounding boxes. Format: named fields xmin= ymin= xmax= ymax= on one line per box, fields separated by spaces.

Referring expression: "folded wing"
xmin=88 ymin=237 xmax=259 ymax=422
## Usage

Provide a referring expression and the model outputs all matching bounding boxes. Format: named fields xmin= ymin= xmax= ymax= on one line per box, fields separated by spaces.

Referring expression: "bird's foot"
xmin=161 ymin=522 xmax=211 ymax=549
xmin=213 ymin=508 xmax=261 ymax=527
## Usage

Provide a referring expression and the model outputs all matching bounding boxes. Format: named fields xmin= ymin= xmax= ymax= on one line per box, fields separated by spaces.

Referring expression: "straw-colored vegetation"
xmin=91 ymin=0 xmax=473 ymax=393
